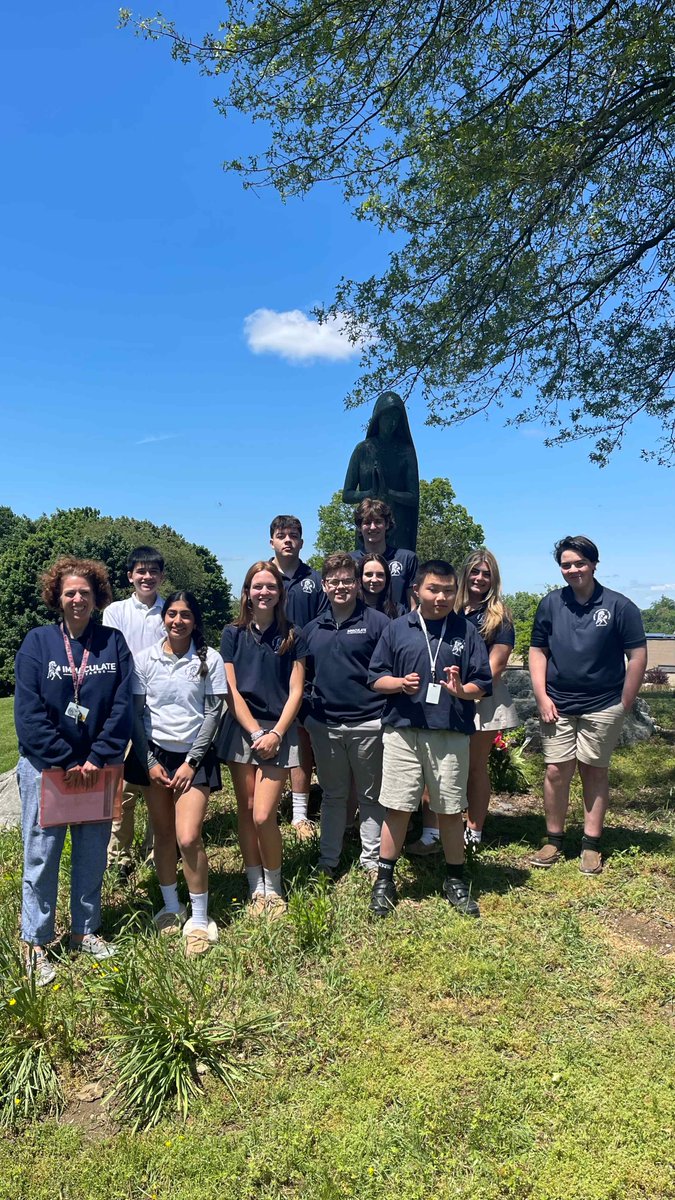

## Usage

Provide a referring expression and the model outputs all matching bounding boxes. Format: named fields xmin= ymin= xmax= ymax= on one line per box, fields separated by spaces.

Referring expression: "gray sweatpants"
xmin=305 ymin=715 xmax=384 ymax=870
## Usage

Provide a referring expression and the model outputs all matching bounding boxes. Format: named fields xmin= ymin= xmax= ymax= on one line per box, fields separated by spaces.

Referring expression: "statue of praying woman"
xmin=342 ymin=392 xmax=420 ymax=551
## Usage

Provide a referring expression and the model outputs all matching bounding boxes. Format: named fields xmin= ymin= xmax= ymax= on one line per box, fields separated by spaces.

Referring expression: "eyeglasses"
xmin=324 ymin=577 xmax=358 ymax=589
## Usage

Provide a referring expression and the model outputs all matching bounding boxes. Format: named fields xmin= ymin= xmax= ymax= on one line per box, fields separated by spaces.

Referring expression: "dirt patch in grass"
xmin=604 ymin=911 xmax=675 ymax=957
xmin=60 ymin=1083 xmax=118 ymax=1142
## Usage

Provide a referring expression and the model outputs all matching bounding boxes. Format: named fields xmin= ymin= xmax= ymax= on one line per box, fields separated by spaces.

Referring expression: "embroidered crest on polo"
xmin=593 ymin=609 xmax=612 ymax=627
xmin=300 ymin=579 xmax=316 ymax=593
xmin=272 ymin=635 xmax=283 ymax=652
xmin=451 ymin=639 xmax=465 ymax=655
xmin=389 ymin=560 xmax=403 ymax=576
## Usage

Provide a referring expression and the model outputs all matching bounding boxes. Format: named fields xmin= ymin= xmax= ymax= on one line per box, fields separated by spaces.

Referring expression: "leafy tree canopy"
xmin=309 ymin=477 xmax=484 ymax=568
xmin=123 ymin=1 xmax=675 ymax=465
xmin=641 ymin=594 xmax=675 ymax=633
xmin=0 ymin=507 xmax=233 ymax=694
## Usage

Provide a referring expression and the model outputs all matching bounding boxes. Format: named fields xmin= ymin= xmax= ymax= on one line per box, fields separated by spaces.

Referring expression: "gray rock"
xmin=0 ymin=767 xmax=20 ymax=829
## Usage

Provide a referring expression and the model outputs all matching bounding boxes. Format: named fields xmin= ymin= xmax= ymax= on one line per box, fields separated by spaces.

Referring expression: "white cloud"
xmin=650 ymin=583 xmax=675 ymax=591
xmin=134 ymin=433 xmax=178 ymax=446
xmin=243 ymin=308 xmax=367 ymax=364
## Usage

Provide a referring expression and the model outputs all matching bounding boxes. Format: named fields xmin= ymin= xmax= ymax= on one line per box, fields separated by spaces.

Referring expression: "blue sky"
xmin=1 ymin=3 xmax=673 ymax=607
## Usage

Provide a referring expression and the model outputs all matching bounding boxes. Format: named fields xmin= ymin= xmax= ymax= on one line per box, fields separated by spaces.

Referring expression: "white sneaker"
xmin=25 ymin=946 xmax=57 ymax=987
xmin=71 ymin=933 xmax=116 ymax=960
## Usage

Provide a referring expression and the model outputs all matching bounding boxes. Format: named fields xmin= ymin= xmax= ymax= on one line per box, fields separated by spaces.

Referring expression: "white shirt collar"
xmin=130 ymin=592 xmax=164 ymax=614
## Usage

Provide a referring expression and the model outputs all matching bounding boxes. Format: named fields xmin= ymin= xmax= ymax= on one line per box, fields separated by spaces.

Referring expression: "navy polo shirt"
xmin=219 ymin=621 xmax=307 ymax=721
xmin=276 ymin=560 xmax=329 ymax=627
xmin=368 ymin=610 xmax=492 ymax=733
xmin=465 ymin=603 xmax=515 ymax=648
xmin=303 ymin=602 xmax=389 ymax=724
xmin=350 ymin=546 xmax=418 ymax=609
xmin=530 ymin=583 xmax=646 ymax=714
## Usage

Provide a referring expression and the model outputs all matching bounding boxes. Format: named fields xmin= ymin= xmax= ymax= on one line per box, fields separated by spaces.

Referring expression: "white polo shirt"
xmin=103 ymin=593 xmax=165 ymax=658
xmin=133 ymin=639 xmax=227 ymax=752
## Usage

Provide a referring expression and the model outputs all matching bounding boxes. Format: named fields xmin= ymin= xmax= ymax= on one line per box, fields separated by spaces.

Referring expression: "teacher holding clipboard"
xmin=14 ymin=556 xmax=133 ymax=985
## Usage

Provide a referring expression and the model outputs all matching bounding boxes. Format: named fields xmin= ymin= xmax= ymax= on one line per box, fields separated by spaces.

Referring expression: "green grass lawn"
xmin=1 ymin=715 xmax=675 ymax=1198
xmin=0 ymin=696 xmax=17 ymax=774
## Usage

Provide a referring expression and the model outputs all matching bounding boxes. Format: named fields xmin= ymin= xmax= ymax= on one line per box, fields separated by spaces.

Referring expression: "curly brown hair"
xmin=41 ymin=556 xmax=113 ymax=612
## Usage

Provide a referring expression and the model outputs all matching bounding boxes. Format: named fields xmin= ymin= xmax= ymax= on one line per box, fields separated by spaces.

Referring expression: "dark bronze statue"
xmin=342 ymin=391 xmax=420 ymax=551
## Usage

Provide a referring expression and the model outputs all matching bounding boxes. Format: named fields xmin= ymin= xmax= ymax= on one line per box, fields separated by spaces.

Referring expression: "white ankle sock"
xmin=420 ymin=828 xmax=440 ymax=845
xmin=292 ymin=793 xmax=309 ymax=824
xmin=466 ymin=827 xmax=482 ymax=844
xmin=189 ymin=891 xmax=209 ymax=930
xmin=160 ymin=883 xmax=180 ymax=913
xmin=263 ymin=867 xmax=284 ymax=898
xmin=245 ymin=865 xmax=265 ymax=898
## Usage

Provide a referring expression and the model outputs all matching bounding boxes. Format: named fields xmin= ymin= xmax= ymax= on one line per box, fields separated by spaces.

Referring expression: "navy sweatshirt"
xmin=15 ymin=622 xmax=134 ymax=770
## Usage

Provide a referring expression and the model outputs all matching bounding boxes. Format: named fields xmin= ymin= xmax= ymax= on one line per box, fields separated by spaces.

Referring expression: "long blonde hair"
xmin=455 ymin=549 xmax=512 ymax=646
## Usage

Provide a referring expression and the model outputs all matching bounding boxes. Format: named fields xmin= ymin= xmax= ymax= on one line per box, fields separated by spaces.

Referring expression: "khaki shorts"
xmin=540 ymin=703 xmax=625 ymax=768
xmin=379 ymin=726 xmax=469 ymax=815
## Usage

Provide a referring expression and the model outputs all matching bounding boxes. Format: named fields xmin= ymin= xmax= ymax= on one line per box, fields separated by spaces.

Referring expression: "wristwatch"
xmin=186 ymin=755 xmax=200 ymax=769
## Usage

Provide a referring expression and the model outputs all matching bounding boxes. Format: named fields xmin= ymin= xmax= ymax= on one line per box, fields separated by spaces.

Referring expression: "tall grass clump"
xmin=102 ymin=936 xmax=277 ymax=1129
xmin=0 ymin=922 xmax=65 ymax=1127
xmin=287 ymin=874 xmax=335 ymax=953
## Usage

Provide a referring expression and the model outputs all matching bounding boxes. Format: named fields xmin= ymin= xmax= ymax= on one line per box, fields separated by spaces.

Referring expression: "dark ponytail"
xmin=161 ymin=591 xmax=209 ymax=678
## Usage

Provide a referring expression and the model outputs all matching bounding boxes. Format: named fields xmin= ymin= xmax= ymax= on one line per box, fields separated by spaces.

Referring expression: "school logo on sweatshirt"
xmin=301 ymin=579 xmax=316 ymax=593
xmin=593 ymin=609 xmax=611 ymax=627
xmin=46 ymin=660 xmax=117 ymax=682
xmin=389 ymin=561 xmax=403 ymax=576
xmin=451 ymin=639 xmax=465 ymax=655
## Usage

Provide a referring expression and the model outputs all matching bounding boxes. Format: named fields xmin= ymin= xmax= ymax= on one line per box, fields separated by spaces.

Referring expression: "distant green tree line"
xmin=0 ymin=507 xmax=232 ymax=696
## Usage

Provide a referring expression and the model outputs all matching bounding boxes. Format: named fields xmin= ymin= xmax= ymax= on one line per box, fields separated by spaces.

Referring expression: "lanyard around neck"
xmin=61 ymin=624 xmax=93 ymax=705
xmin=417 ymin=614 xmax=447 ymax=683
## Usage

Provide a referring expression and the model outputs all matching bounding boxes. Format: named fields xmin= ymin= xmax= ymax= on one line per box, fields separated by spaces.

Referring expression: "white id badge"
xmin=426 ymin=683 xmax=442 ymax=705
xmin=65 ymin=702 xmax=89 ymax=723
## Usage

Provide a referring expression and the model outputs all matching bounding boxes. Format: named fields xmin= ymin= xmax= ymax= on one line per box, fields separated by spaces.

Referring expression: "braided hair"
xmin=161 ymin=591 xmax=209 ymax=678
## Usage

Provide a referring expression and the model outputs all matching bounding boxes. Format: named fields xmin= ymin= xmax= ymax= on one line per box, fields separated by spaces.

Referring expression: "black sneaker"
xmin=442 ymin=877 xmax=480 ymax=918
xmin=370 ymin=877 xmax=398 ymax=918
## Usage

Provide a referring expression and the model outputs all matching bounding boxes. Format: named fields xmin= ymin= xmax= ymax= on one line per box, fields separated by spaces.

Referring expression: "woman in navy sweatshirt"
xmin=14 ymin=556 xmax=133 ymax=985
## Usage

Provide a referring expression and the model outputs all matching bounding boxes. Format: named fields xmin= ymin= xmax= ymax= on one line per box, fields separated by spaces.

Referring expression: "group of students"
xmin=14 ymin=501 xmax=647 ymax=984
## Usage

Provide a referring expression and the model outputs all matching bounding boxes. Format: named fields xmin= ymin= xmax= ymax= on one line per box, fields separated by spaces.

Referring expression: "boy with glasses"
xmin=303 ymin=553 xmax=389 ymax=878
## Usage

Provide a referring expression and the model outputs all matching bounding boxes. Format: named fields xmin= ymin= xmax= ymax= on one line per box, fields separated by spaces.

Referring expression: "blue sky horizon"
xmin=2 ymin=3 xmax=673 ymax=608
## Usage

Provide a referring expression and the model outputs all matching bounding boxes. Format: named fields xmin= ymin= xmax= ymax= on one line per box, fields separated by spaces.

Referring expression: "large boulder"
xmin=504 ymin=667 xmax=655 ymax=752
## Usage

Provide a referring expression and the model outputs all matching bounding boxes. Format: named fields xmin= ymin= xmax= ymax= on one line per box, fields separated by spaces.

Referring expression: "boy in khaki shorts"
xmin=367 ymin=560 xmax=492 ymax=918
xmin=529 ymin=536 xmax=647 ymax=874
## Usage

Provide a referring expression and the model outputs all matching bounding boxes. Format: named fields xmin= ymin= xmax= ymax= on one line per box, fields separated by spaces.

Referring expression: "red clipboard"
xmin=39 ymin=766 xmax=124 ymax=828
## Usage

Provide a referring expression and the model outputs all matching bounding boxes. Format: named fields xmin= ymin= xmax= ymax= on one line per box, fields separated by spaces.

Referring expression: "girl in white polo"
xmin=132 ymin=591 xmax=227 ymax=955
